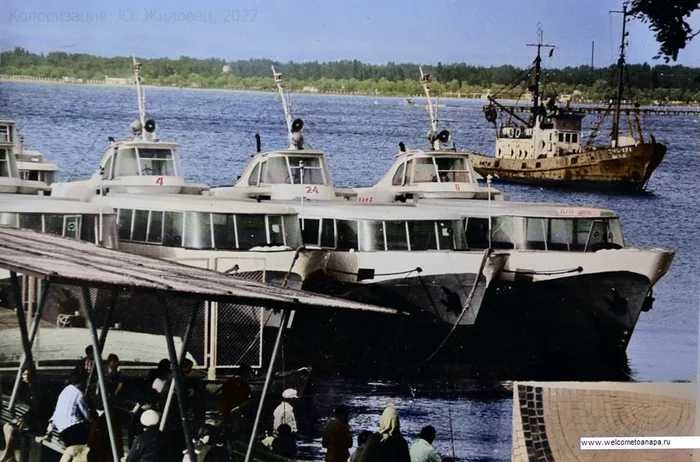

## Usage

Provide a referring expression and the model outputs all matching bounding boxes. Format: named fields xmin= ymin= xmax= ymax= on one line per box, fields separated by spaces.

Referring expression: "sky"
xmin=1 ymin=0 xmax=699 ymax=68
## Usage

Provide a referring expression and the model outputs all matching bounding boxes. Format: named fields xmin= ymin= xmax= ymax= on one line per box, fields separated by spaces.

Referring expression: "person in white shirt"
xmin=273 ymin=388 xmax=298 ymax=435
xmin=409 ymin=425 xmax=441 ymax=462
xmin=39 ymin=373 xmax=92 ymax=462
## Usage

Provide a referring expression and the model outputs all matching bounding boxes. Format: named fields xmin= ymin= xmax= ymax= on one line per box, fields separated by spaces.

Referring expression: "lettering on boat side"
xmin=156 ymin=177 xmax=164 ymax=185
xmin=455 ymin=184 xmax=461 ymax=191
xmin=358 ymin=197 xmax=373 ymax=203
xmin=556 ymin=208 xmax=601 ymax=217
xmin=304 ymin=185 xmax=319 ymax=194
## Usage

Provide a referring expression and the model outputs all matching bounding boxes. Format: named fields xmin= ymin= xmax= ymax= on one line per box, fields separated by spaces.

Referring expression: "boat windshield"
xmin=116 ymin=208 xmax=302 ymax=250
xmin=411 ymin=157 xmax=473 ymax=183
xmin=260 ymin=156 xmax=325 ymax=185
xmin=465 ymin=216 xmax=624 ymax=251
xmin=137 ymin=148 xmax=177 ymax=176
xmin=300 ymin=217 xmax=466 ymax=251
xmin=0 ymin=212 xmax=118 ymax=247
xmin=112 ymin=147 xmax=176 ymax=177
xmin=0 ymin=125 xmax=12 ymax=143
xmin=0 ymin=149 xmax=10 ymax=177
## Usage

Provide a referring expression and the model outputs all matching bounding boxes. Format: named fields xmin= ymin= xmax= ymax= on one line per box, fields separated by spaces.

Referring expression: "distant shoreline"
xmin=2 ymin=75 xmax=699 ymax=108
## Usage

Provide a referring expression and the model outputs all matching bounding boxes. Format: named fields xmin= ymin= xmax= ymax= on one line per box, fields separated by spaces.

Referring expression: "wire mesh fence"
xmin=0 ymin=277 xmax=264 ymax=373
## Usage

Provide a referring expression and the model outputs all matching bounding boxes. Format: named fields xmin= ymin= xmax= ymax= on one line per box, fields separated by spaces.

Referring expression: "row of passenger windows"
xmin=116 ymin=209 xmax=302 ymax=250
xmin=0 ymin=212 xmax=118 ymax=247
xmin=557 ymin=133 xmax=579 ymax=143
xmin=300 ymin=218 xmax=467 ymax=251
xmin=466 ymin=217 xmax=623 ymax=251
xmin=247 ymin=156 xmax=325 ymax=186
xmin=391 ymin=157 xmax=472 ymax=186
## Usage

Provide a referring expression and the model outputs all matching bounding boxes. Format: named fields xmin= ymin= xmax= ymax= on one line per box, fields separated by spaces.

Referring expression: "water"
xmin=1 ymin=82 xmax=698 ymax=460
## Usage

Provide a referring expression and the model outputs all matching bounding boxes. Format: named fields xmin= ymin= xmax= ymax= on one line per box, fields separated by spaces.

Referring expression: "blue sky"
xmin=2 ymin=0 xmax=699 ymax=67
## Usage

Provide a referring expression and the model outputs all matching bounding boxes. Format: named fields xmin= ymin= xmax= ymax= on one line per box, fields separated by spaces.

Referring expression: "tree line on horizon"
xmin=2 ymin=47 xmax=700 ymax=103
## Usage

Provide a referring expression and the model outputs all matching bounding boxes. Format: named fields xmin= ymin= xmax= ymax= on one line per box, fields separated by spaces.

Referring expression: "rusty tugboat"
xmin=468 ymin=12 xmax=666 ymax=192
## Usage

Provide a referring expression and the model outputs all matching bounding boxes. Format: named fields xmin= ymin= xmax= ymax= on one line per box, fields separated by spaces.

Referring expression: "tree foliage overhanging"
xmin=2 ymin=47 xmax=700 ymax=103
xmin=630 ymin=0 xmax=700 ymax=62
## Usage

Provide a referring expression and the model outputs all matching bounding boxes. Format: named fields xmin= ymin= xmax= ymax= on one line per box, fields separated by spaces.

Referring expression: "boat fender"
xmin=641 ymin=289 xmax=655 ymax=312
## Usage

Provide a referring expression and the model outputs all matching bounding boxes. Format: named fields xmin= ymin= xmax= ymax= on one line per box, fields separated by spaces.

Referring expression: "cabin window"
xmin=565 ymin=134 xmax=571 ymax=143
xmin=147 ymin=211 xmax=164 ymax=243
xmin=320 ymin=218 xmax=335 ymax=248
xmin=163 ymin=211 xmax=184 ymax=247
xmin=267 ymin=216 xmax=284 ymax=246
xmin=535 ymin=162 xmax=541 ymax=168
xmin=391 ymin=163 xmax=406 ymax=186
xmin=113 ymin=148 xmax=140 ymax=177
xmin=63 ymin=216 xmax=81 ymax=240
xmin=44 ymin=215 xmax=65 ymax=236
xmin=183 ymin=212 xmax=213 ymax=249
xmin=0 ymin=149 xmax=9 ymax=177
xmin=408 ymin=221 xmax=438 ymax=250
xmin=19 ymin=214 xmax=43 ymax=232
xmin=288 ymin=156 xmax=324 ymax=184
xmin=80 ymin=215 xmax=97 ymax=245
xmin=412 ymin=158 xmax=435 ymax=183
xmin=104 ymin=153 xmax=114 ymax=180
xmin=263 ymin=157 xmax=289 ymax=184
xmin=0 ymin=125 xmax=11 ymax=143
xmin=385 ymin=221 xmax=409 ymax=250
xmin=549 ymin=219 xmax=575 ymax=251
xmin=358 ymin=220 xmax=385 ymax=251
xmin=248 ymin=164 xmax=260 ymax=186
xmin=572 ymin=134 xmax=578 ymax=143
xmin=558 ymin=133 xmax=564 ymax=142
xmin=491 ymin=217 xmax=516 ymax=249
xmin=336 ymin=220 xmax=358 ymax=251
xmin=259 ymin=161 xmax=268 ymax=184
xmin=132 ymin=210 xmax=149 ymax=242
xmin=212 ymin=213 xmax=237 ymax=250
xmin=465 ymin=218 xmax=489 ymax=250
xmin=0 ymin=212 xmax=17 ymax=227
xmin=138 ymin=149 xmax=176 ymax=176
xmin=284 ymin=215 xmax=303 ymax=248
xmin=525 ymin=218 xmax=548 ymax=250
xmin=117 ymin=209 xmax=133 ymax=241
xmin=571 ymin=157 xmax=578 ymax=165
xmin=301 ymin=218 xmax=320 ymax=246
xmin=437 ymin=222 xmax=454 ymax=250
xmin=435 ymin=158 xmax=471 ymax=183
xmin=237 ymin=215 xmax=267 ymax=249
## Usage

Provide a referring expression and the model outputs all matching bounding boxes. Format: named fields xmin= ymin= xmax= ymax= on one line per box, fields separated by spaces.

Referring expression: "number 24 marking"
xmin=305 ymin=186 xmax=319 ymax=194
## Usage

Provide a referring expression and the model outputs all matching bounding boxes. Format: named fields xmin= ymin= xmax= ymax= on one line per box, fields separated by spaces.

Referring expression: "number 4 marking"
xmin=156 ymin=177 xmax=164 ymax=185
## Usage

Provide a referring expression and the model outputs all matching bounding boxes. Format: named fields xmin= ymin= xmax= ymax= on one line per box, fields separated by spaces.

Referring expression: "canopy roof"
xmin=0 ymin=226 xmax=400 ymax=315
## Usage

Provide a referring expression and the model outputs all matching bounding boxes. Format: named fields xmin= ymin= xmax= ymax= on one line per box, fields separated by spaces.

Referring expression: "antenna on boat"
xmin=132 ymin=56 xmax=157 ymax=141
xmin=609 ymin=4 xmax=629 ymax=146
xmin=526 ymin=24 xmax=555 ymax=126
xmin=419 ymin=66 xmax=450 ymax=151
xmin=272 ymin=65 xmax=304 ymax=149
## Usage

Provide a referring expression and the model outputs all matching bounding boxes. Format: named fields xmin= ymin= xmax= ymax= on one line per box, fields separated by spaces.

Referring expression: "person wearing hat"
xmin=125 ymin=409 xmax=164 ymax=462
xmin=273 ymin=389 xmax=298 ymax=436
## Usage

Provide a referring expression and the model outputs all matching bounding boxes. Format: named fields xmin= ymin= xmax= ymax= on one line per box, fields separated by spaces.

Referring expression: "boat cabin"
xmin=213 ymin=149 xmax=339 ymax=201
xmin=0 ymin=194 xmax=118 ymax=247
xmin=16 ymin=151 xmax=59 ymax=185
xmin=355 ymin=149 xmax=502 ymax=202
xmin=51 ymin=138 xmax=209 ymax=200
xmin=495 ymin=109 xmax=586 ymax=160
xmin=419 ymin=199 xmax=624 ymax=252
xmin=0 ymin=121 xmax=51 ymax=195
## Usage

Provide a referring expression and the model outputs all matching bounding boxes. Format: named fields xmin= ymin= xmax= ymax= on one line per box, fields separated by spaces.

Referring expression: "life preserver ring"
xmin=514 ymin=128 xmax=521 ymax=138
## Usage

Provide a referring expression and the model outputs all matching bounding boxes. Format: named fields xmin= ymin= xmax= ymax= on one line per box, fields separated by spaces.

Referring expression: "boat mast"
xmin=132 ymin=56 xmax=147 ymax=127
xmin=610 ymin=4 xmax=629 ymax=145
xmin=271 ymin=65 xmax=295 ymax=148
xmin=526 ymin=25 xmax=555 ymax=125
xmin=419 ymin=66 xmax=441 ymax=150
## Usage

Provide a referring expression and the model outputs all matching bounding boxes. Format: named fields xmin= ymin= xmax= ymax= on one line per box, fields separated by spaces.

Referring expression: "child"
xmin=105 ymin=353 xmax=124 ymax=405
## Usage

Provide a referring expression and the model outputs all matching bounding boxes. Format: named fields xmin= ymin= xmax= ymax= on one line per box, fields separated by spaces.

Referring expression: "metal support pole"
xmin=86 ymin=290 xmax=118 ymax=393
xmin=82 ymin=286 xmax=120 ymax=462
xmin=9 ymin=278 xmax=48 ymax=409
xmin=246 ymin=309 xmax=290 ymax=462
xmin=160 ymin=300 xmax=199 ymax=431
xmin=9 ymin=272 xmax=39 ymax=412
xmin=158 ymin=293 xmax=197 ymax=461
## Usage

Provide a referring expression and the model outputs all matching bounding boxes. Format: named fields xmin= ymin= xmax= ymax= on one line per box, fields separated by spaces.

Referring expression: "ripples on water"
xmin=1 ymin=82 xmax=699 ymax=460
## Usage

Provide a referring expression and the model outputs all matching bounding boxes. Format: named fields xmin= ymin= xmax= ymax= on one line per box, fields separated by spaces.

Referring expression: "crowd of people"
xmin=2 ymin=348 xmax=451 ymax=462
